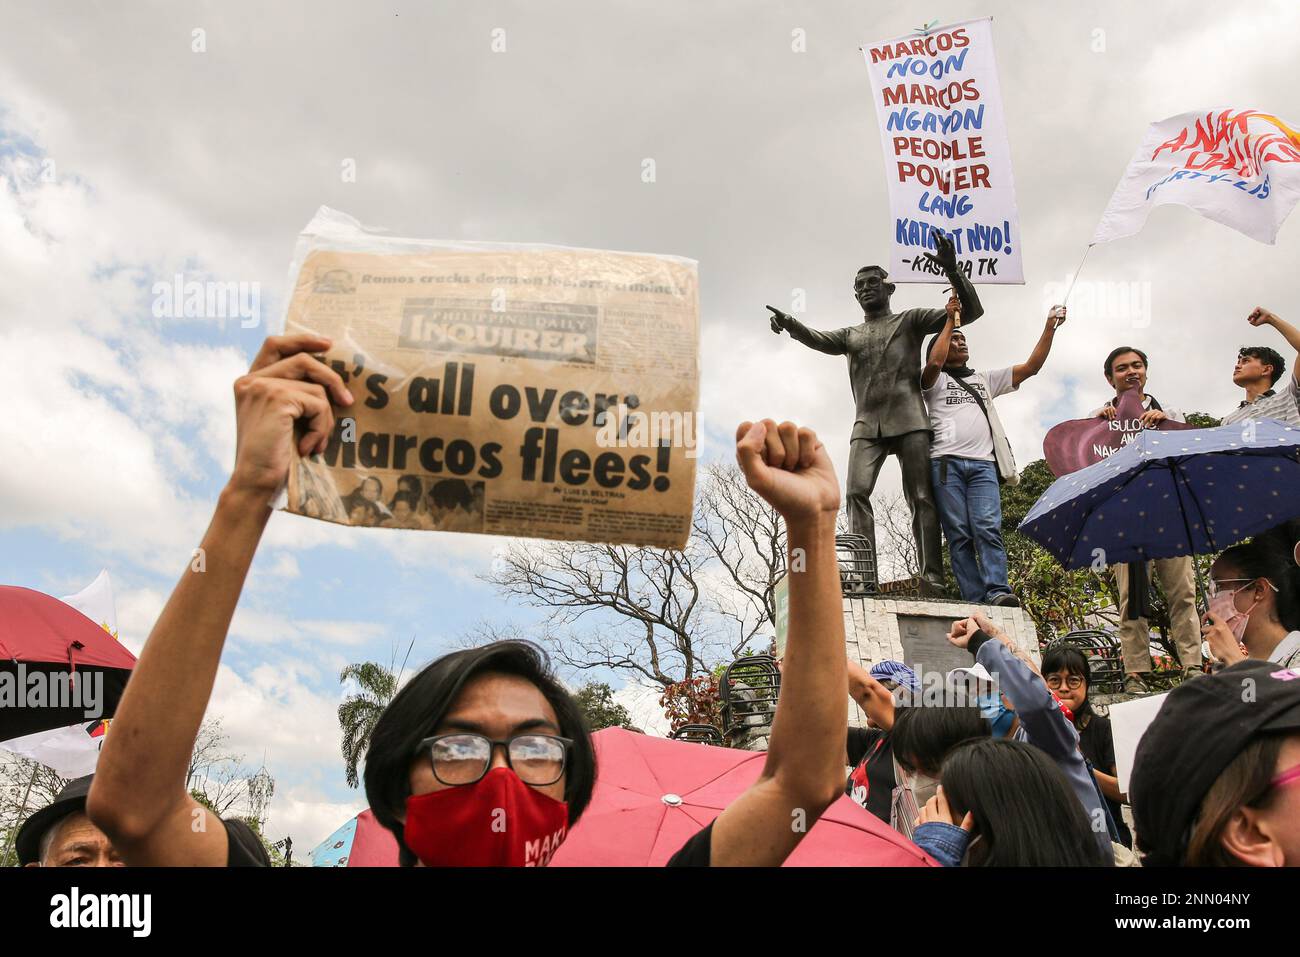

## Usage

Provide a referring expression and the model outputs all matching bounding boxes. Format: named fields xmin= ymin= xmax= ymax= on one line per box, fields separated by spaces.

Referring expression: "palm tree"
xmin=338 ymin=640 xmax=413 ymax=788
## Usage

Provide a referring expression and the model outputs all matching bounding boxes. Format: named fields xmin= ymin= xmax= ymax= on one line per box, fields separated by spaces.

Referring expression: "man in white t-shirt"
xmin=921 ymin=300 xmax=1065 ymax=605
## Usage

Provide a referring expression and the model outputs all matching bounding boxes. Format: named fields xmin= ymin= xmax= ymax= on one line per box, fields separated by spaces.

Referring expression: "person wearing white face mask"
xmin=1203 ymin=534 xmax=1300 ymax=670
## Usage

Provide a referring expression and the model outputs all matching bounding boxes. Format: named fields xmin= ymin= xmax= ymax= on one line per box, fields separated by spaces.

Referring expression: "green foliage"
xmin=573 ymin=681 xmax=636 ymax=732
xmin=338 ymin=661 xmax=400 ymax=789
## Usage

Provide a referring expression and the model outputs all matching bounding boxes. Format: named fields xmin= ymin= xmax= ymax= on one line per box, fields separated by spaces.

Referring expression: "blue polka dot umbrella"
xmin=1019 ymin=419 xmax=1300 ymax=569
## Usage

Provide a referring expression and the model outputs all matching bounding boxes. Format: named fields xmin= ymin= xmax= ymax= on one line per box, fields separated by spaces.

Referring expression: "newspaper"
xmin=277 ymin=208 xmax=699 ymax=550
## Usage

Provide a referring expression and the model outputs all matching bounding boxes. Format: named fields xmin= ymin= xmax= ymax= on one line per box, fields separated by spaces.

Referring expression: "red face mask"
xmin=403 ymin=767 xmax=570 ymax=867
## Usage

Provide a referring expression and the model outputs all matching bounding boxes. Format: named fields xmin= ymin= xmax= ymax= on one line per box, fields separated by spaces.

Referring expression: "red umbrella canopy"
xmin=551 ymin=728 xmax=936 ymax=867
xmin=0 ymin=586 xmax=137 ymax=668
xmin=0 ymin=585 xmax=137 ymax=740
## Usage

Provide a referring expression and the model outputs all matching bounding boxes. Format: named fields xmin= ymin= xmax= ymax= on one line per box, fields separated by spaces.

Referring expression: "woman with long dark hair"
xmin=913 ymin=737 xmax=1114 ymax=867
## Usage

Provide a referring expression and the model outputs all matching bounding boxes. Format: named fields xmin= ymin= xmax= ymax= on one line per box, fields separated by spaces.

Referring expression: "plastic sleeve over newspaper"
xmin=276 ymin=208 xmax=700 ymax=550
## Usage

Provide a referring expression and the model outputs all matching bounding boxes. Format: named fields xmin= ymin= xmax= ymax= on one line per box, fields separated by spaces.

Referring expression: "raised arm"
xmin=847 ymin=660 xmax=896 ymax=731
xmin=1011 ymin=305 xmax=1066 ymax=387
xmin=87 ymin=335 xmax=353 ymax=865
xmin=921 ymin=296 xmax=960 ymax=390
xmin=709 ymin=419 xmax=846 ymax=866
xmin=1249 ymin=306 xmax=1300 ymax=386
xmin=767 ymin=305 xmax=850 ymax=356
xmin=916 ymin=230 xmax=983 ymax=333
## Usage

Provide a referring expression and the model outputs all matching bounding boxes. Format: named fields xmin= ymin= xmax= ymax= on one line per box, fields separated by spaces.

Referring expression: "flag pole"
xmin=1061 ymin=243 xmax=1095 ymax=308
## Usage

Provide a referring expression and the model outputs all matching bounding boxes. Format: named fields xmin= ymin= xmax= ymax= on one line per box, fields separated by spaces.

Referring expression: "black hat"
xmin=1129 ymin=660 xmax=1300 ymax=866
xmin=15 ymin=774 xmax=95 ymax=866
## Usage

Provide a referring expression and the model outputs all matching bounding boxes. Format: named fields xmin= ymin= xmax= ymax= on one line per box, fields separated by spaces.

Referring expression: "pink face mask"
xmin=1208 ymin=578 xmax=1275 ymax=644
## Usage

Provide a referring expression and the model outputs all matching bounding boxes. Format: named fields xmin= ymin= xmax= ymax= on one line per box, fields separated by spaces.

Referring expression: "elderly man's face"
xmin=28 ymin=812 xmax=123 ymax=867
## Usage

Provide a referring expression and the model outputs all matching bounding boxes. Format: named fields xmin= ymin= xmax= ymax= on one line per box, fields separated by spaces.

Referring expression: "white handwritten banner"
xmin=1093 ymin=109 xmax=1300 ymax=246
xmin=861 ymin=18 xmax=1023 ymax=284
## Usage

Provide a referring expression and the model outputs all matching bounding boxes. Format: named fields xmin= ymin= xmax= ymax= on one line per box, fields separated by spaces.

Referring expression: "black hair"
xmin=363 ymin=640 xmax=596 ymax=867
xmin=344 ymin=494 xmax=381 ymax=525
xmin=389 ymin=491 xmax=418 ymax=513
xmin=1213 ymin=534 xmax=1300 ymax=632
xmin=1040 ymin=642 xmax=1095 ymax=721
xmin=855 ymin=265 xmax=889 ymax=281
xmin=428 ymin=478 xmax=474 ymax=511
xmin=1103 ymin=346 xmax=1148 ymax=380
xmin=1238 ymin=346 xmax=1286 ymax=387
xmin=1254 ymin=518 xmax=1300 ymax=563
xmin=939 ymin=737 xmax=1114 ymax=866
xmin=890 ymin=706 xmax=990 ymax=775
xmin=360 ymin=475 xmax=383 ymax=496
xmin=395 ymin=474 xmax=423 ymax=499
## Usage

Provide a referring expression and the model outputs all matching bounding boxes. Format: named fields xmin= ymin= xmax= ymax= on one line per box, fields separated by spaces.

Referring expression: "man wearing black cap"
xmin=17 ymin=772 xmax=270 ymax=866
xmin=16 ymin=775 xmax=121 ymax=867
xmin=1130 ymin=659 xmax=1300 ymax=866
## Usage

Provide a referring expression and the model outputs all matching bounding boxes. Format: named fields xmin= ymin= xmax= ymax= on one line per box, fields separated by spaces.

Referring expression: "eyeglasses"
xmin=1207 ymin=577 xmax=1277 ymax=599
xmin=1045 ymin=675 xmax=1084 ymax=691
xmin=1272 ymin=761 xmax=1300 ymax=791
xmin=417 ymin=733 xmax=572 ymax=787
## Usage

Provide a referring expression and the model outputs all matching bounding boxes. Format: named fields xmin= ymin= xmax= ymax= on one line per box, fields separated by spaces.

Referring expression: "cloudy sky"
xmin=2 ymin=0 xmax=1298 ymax=852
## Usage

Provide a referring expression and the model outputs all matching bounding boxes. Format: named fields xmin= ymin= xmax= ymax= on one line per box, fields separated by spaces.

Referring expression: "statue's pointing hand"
xmin=766 ymin=305 xmax=793 ymax=334
xmin=922 ymin=229 xmax=959 ymax=274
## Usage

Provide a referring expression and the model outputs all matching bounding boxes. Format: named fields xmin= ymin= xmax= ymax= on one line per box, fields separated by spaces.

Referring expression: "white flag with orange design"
xmin=1093 ymin=109 xmax=1300 ymax=245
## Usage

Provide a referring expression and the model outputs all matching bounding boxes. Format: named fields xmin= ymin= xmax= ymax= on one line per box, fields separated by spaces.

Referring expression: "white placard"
xmin=861 ymin=18 xmax=1023 ymax=284
xmin=1109 ymin=691 xmax=1171 ymax=794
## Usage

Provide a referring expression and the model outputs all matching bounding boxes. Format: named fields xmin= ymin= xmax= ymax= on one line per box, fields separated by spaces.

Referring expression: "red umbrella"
xmin=551 ymin=728 xmax=936 ymax=867
xmin=0 ymin=585 xmax=137 ymax=740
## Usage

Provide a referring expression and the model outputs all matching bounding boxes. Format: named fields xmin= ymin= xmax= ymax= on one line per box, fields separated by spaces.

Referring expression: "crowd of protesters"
xmin=13 ymin=304 xmax=1300 ymax=869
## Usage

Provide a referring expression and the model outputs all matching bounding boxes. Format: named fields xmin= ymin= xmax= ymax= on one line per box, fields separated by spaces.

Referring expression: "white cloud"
xmin=208 ymin=660 xmax=344 ymax=776
xmin=265 ymin=788 xmax=367 ymax=856
xmin=612 ymin=679 xmax=671 ymax=737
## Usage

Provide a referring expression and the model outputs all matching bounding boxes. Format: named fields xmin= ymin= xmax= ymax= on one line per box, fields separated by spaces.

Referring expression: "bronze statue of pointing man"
xmin=767 ymin=230 xmax=983 ymax=596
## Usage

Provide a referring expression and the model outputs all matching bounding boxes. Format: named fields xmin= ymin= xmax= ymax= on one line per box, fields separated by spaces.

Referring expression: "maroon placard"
xmin=1043 ymin=387 xmax=1196 ymax=477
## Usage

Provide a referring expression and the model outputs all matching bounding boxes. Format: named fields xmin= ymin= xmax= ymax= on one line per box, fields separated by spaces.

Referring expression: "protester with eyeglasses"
xmin=88 ymin=335 xmax=849 ymax=868
xmin=1040 ymin=643 xmax=1132 ymax=847
xmin=1202 ymin=534 xmax=1300 ymax=671
xmin=360 ymin=640 xmax=593 ymax=866
xmin=1130 ymin=659 xmax=1300 ymax=866
xmin=943 ymin=613 xmax=1117 ymax=855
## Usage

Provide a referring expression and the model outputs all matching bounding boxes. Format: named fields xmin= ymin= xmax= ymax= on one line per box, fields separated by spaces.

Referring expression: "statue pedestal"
xmin=843 ymin=596 xmax=1040 ymax=729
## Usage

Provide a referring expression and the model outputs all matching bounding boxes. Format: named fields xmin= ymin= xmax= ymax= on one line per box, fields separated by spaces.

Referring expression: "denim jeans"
xmin=930 ymin=457 xmax=1011 ymax=602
